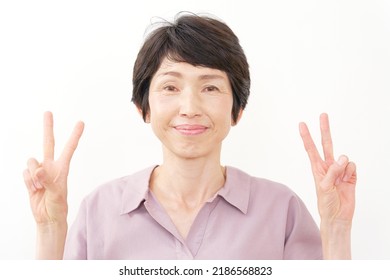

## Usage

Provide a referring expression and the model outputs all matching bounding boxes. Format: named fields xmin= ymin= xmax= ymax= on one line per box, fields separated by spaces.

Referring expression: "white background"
xmin=0 ymin=0 xmax=389 ymax=259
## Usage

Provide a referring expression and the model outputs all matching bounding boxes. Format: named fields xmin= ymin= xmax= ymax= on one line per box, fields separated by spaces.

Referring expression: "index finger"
xmin=43 ymin=111 xmax=55 ymax=160
xmin=299 ymin=121 xmax=322 ymax=166
xmin=320 ymin=113 xmax=334 ymax=164
xmin=59 ymin=121 xmax=85 ymax=165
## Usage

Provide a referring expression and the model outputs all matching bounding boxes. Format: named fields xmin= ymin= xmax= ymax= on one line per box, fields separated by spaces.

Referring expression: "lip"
xmin=174 ymin=124 xmax=209 ymax=135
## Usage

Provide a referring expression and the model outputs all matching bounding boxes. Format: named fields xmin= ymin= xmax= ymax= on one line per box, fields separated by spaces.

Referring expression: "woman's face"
xmin=147 ymin=57 xmax=238 ymax=160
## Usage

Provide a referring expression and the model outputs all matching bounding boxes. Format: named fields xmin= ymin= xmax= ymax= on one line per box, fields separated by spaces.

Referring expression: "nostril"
xmin=179 ymin=112 xmax=202 ymax=118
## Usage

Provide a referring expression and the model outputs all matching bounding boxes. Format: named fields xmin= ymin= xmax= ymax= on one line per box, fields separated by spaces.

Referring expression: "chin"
xmin=162 ymin=139 xmax=221 ymax=160
xmin=176 ymin=149 xmax=205 ymax=160
xmin=168 ymin=144 xmax=210 ymax=160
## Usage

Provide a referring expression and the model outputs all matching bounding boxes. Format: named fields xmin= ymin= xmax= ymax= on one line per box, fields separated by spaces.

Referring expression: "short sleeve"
xmin=283 ymin=195 xmax=323 ymax=259
xmin=63 ymin=198 xmax=88 ymax=259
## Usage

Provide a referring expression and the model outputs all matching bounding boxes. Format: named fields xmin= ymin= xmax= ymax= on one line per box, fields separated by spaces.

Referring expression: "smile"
xmin=174 ymin=124 xmax=208 ymax=136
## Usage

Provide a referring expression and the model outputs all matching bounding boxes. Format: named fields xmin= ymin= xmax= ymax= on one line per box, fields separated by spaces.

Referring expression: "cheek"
xmin=148 ymin=95 xmax=177 ymax=124
xmin=214 ymin=97 xmax=233 ymax=117
xmin=148 ymin=94 xmax=164 ymax=116
xmin=207 ymin=100 xmax=234 ymax=128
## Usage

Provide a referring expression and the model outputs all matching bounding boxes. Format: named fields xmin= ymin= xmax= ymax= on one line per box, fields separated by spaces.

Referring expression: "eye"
xmin=203 ymin=85 xmax=219 ymax=92
xmin=163 ymin=85 xmax=178 ymax=92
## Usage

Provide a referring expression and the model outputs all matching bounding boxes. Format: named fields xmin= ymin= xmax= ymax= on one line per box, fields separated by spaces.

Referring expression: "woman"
xmin=23 ymin=13 xmax=356 ymax=259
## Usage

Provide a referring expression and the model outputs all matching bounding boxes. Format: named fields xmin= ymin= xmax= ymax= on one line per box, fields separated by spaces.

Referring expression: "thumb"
xmin=34 ymin=167 xmax=55 ymax=191
xmin=319 ymin=155 xmax=348 ymax=192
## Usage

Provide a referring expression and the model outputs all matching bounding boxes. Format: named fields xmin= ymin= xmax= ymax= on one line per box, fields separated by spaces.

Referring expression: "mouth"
xmin=174 ymin=124 xmax=209 ymax=136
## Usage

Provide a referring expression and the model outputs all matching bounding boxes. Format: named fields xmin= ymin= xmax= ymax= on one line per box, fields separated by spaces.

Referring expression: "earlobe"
xmin=231 ymin=109 xmax=244 ymax=126
xmin=136 ymin=106 xmax=143 ymax=116
xmin=136 ymin=106 xmax=150 ymax=123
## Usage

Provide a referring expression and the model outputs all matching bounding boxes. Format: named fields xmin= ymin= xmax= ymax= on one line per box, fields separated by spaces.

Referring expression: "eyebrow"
xmin=157 ymin=71 xmax=226 ymax=81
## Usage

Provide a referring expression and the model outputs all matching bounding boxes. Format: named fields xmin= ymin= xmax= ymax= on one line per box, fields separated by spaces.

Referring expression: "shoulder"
xmin=221 ymin=166 xmax=307 ymax=216
xmin=81 ymin=165 xmax=156 ymax=212
xmin=226 ymin=165 xmax=298 ymax=199
xmin=225 ymin=166 xmax=319 ymax=232
xmin=224 ymin=167 xmax=322 ymax=259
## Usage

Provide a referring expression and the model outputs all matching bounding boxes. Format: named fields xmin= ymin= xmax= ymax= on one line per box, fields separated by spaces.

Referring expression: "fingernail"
xmin=337 ymin=156 xmax=347 ymax=166
xmin=33 ymin=177 xmax=43 ymax=189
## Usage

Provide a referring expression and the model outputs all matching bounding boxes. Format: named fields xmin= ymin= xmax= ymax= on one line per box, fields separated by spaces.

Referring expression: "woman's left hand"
xmin=299 ymin=113 xmax=357 ymax=226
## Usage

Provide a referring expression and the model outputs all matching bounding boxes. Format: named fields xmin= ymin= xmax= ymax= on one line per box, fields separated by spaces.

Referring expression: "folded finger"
xmin=23 ymin=168 xmax=37 ymax=193
xmin=34 ymin=167 xmax=53 ymax=191
xmin=27 ymin=158 xmax=43 ymax=189
xmin=342 ymin=161 xmax=357 ymax=183
xmin=319 ymin=155 xmax=349 ymax=191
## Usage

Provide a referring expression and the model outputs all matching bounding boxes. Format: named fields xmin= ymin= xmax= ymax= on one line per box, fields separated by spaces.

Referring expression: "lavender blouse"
xmin=63 ymin=166 xmax=322 ymax=259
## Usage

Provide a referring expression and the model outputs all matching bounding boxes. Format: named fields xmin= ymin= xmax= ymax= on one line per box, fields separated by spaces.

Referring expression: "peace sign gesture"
xmin=23 ymin=112 xmax=84 ymax=226
xmin=299 ymin=113 xmax=357 ymax=259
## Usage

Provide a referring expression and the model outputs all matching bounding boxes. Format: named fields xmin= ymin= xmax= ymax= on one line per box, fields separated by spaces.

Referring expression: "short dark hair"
xmin=132 ymin=13 xmax=250 ymax=123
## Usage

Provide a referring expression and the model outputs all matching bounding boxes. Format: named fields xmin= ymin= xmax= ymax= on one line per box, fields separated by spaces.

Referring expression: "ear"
xmin=231 ymin=109 xmax=244 ymax=126
xmin=136 ymin=106 xmax=150 ymax=123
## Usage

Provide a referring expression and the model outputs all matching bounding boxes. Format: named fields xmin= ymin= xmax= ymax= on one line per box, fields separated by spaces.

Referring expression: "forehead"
xmin=153 ymin=57 xmax=229 ymax=81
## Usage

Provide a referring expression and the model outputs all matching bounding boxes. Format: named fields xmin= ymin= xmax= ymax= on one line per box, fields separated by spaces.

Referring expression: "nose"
xmin=179 ymin=89 xmax=202 ymax=118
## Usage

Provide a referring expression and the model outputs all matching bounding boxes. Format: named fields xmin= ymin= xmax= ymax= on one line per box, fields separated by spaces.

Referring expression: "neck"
xmin=150 ymin=150 xmax=226 ymax=207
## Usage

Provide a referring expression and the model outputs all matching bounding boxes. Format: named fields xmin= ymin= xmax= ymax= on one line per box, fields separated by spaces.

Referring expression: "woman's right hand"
xmin=23 ymin=111 xmax=84 ymax=226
